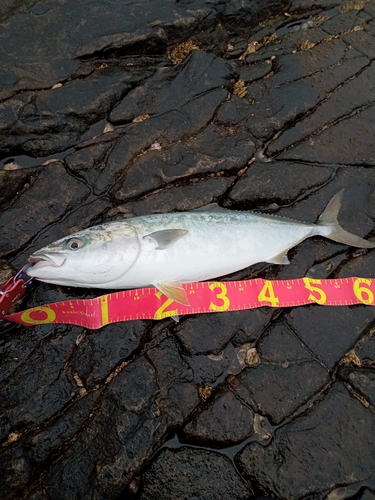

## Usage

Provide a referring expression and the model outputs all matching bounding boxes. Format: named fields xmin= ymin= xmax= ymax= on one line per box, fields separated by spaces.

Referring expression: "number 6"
xmin=353 ymin=278 xmax=374 ymax=305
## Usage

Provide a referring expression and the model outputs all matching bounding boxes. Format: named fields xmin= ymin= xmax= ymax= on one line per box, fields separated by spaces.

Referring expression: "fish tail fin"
xmin=317 ymin=189 xmax=375 ymax=248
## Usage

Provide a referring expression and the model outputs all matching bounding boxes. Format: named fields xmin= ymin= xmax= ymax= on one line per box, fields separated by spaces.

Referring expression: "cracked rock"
xmin=1 ymin=1 xmax=375 ymax=499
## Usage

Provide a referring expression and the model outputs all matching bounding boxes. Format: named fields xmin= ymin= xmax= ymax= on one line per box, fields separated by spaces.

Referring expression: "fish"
xmin=26 ymin=190 xmax=375 ymax=305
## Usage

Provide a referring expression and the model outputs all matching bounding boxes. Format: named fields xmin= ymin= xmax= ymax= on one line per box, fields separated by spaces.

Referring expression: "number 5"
xmin=303 ymin=278 xmax=327 ymax=305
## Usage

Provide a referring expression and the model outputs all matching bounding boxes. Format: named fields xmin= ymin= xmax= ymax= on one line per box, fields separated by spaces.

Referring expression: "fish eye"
xmin=66 ymin=238 xmax=83 ymax=251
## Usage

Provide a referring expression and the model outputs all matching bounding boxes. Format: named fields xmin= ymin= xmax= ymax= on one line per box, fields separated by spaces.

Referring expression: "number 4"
xmin=258 ymin=280 xmax=279 ymax=307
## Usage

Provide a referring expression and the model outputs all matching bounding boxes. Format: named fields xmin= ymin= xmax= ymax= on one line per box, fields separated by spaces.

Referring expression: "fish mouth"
xmin=28 ymin=253 xmax=66 ymax=268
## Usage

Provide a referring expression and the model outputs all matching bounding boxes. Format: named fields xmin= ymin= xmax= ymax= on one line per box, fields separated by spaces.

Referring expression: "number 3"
xmin=209 ymin=282 xmax=230 ymax=311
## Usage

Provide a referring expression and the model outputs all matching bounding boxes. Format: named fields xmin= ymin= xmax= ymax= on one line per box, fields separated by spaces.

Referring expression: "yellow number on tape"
xmin=20 ymin=306 xmax=56 ymax=325
xmin=209 ymin=282 xmax=230 ymax=311
xmin=258 ymin=280 xmax=279 ymax=307
xmin=100 ymin=296 xmax=109 ymax=326
xmin=154 ymin=291 xmax=179 ymax=319
xmin=353 ymin=278 xmax=374 ymax=305
xmin=303 ymin=278 xmax=327 ymax=305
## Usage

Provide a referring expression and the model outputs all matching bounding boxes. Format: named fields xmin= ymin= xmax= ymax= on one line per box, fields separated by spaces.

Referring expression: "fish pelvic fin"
xmin=154 ymin=282 xmax=190 ymax=306
xmin=317 ymin=190 xmax=375 ymax=249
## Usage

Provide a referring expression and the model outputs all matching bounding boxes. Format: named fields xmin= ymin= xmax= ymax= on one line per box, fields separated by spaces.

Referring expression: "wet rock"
xmin=216 ymin=95 xmax=256 ymax=125
xmin=183 ymin=389 xmax=255 ymax=446
xmin=328 ymin=478 xmax=375 ymax=500
xmin=336 ymin=249 xmax=375 ymax=279
xmin=280 ymin=104 xmax=375 ymax=165
xmin=0 ymin=0 xmax=286 ymax=116
xmin=0 ymin=70 xmax=135 ymax=156
xmin=270 ymin=30 xmax=375 ymax=161
xmin=351 ymin=331 xmax=375 ymax=367
xmin=272 ymin=167 xmax=375 ymax=241
xmin=122 ymin=176 xmax=237 ymax=216
xmin=0 ymin=325 xmax=80 ymax=441
xmin=0 ymin=163 xmax=90 ymax=256
xmin=186 ymin=340 xmax=261 ymax=389
xmin=176 ymin=309 xmax=272 ymax=356
xmin=187 ymin=350 xmax=231 ymax=386
xmin=0 ymin=390 xmax=100 ymax=499
xmin=71 ymin=321 xmax=150 ymax=389
xmin=0 ymin=280 xmax=85 ymax=383
xmin=236 ymin=321 xmax=329 ymax=424
xmin=2 ymin=0 xmax=375 ymax=499
xmin=338 ymin=329 xmax=375 ymax=408
xmin=109 ymin=51 xmax=236 ymax=123
xmin=228 ymin=161 xmax=333 ymax=208
xmin=0 ymin=259 xmax=15 ymax=285
xmin=139 ymin=447 xmax=252 ymax=500
xmin=0 ymin=169 xmax=33 ymax=211
xmin=67 ymin=86 xmax=232 ymax=197
xmin=235 ymin=383 xmax=375 ymax=499
xmin=286 ymin=305 xmax=375 ymax=369
xmin=40 ymin=338 xmax=197 ymax=499
xmin=29 ymin=390 xmax=100 ymax=463
xmin=344 ymin=369 xmax=375 ymax=406
xmin=113 ymin=123 xmax=255 ymax=202
xmin=64 ymin=130 xmax=123 ymax=194
xmin=245 ymin=37 xmax=369 ymax=141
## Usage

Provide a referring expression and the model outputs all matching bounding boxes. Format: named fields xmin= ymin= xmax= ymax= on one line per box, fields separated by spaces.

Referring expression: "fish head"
xmin=26 ymin=223 xmax=140 ymax=287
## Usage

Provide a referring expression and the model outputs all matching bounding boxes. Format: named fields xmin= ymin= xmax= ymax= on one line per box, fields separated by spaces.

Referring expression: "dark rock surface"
xmin=235 ymin=383 xmax=375 ymax=499
xmin=139 ymin=447 xmax=252 ymax=500
xmin=1 ymin=0 xmax=375 ymax=499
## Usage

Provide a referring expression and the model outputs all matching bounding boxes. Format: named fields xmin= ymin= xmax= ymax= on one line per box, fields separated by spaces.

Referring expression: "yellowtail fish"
xmin=27 ymin=190 xmax=375 ymax=305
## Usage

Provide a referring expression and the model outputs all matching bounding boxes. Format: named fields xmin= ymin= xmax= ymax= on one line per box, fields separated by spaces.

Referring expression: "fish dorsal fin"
xmin=153 ymin=282 xmax=190 ymax=306
xmin=192 ymin=203 xmax=229 ymax=212
xmin=143 ymin=229 xmax=188 ymax=249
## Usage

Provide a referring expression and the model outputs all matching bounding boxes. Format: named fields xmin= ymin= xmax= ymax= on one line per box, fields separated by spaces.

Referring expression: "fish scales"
xmin=122 ymin=212 xmax=315 ymax=284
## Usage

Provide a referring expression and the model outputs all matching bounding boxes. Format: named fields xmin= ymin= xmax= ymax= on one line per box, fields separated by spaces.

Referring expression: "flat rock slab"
xmin=1 ymin=1 xmax=375 ymax=499
xmin=235 ymin=383 xmax=375 ymax=499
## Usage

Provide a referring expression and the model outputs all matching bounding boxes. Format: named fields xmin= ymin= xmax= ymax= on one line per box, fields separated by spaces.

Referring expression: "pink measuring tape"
xmin=1 ymin=276 xmax=374 ymax=329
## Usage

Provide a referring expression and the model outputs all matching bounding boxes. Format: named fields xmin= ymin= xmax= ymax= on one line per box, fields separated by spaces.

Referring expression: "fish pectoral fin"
xmin=144 ymin=229 xmax=188 ymax=249
xmin=265 ymin=251 xmax=290 ymax=265
xmin=154 ymin=282 xmax=190 ymax=306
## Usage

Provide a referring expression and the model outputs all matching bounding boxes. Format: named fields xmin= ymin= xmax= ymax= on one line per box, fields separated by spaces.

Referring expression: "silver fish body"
xmin=26 ymin=191 xmax=375 ymax=304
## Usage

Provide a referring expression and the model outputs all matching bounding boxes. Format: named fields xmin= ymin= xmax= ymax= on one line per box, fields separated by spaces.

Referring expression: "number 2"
xmin=154 ymin=291 xmax=179 ymax=319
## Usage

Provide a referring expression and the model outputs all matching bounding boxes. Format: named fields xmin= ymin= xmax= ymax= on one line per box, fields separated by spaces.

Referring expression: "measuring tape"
xmin=3 ymin=277 xmax=375 ymax=329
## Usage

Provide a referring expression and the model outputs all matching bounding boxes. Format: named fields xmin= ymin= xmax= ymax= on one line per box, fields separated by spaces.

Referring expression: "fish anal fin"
xmin=154 ymin=282 xmax=190 ymax=306
xmin=144 ymin=229 xmax=188 ymax=249
xmin=265 ymin=251 xmax=290 ymax=265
